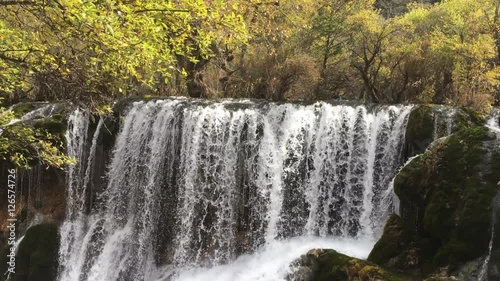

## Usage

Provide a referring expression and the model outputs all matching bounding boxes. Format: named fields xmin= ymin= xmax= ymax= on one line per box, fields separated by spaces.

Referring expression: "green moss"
xmin=405 ymin=105 xmax=435 ymax=155
xmin=459 ymin=107 xmax=484 ymax=127
xmin=33 ymin=115 xmax=67 ymax=136
xmin=394 ymin=155 xmax=425 ymax=202
xmin=13 ymin=224 xmax=60 ymax=281
xmin=32 ymin=115 xmax=68 ymax=152
xmin=405 ymin=105 xmax=481 ymax=157
xmin=376 ymin=126 xmax=500 ymax=276
xmin=313 ymin=249 xmax=351 ymax=280
xmin=368 ymin=214 xmax=405 ymax=264
xmin=424 ymin=127 xmax=494 ymax=266
xmin=11 ymin=103 xmax=35 ymax=118
xmin=308 ymin=249 xmax=409 ymax=281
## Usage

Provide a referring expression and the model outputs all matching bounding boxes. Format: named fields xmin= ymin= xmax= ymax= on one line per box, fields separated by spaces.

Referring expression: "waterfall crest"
xmin=58 ymin=99 xmax=412 ymax=281
xmin=487 ymin=108 xmax=500 ymax=132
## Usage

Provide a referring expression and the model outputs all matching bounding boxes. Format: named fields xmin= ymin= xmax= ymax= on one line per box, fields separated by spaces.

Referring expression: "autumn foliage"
xmin=0 ymin=0 xmax=498 ymax=111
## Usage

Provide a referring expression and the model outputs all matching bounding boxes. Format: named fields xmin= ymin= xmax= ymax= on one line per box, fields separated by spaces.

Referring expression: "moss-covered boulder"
xmin=405 ymin=105 xmax=480 ymax=157
xmin=288 ymin=249 xmax=410 ymax=281
xmin=405 ymin=105 xmax=435 ymax=156
xmin=368 ymin=215 xmax=407 ymax=266
xmin=369 ymin=126 xmax=500 ymax=278
xmin=11 ymin=224 xmax=59 ymax=281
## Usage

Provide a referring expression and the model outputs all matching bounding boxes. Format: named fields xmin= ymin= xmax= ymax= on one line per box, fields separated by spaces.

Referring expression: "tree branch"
xmin=0 ymin=53 xmax=27 ymax=64
xmin=0 ymin=1 xmax=39 ymax=6
xmin=134 ymin=8 xmax=189 ymax=14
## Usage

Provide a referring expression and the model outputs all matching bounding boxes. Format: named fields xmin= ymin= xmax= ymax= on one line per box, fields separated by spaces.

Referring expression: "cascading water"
xmin=432 ymin=106 xmax=459 ymax=139
xmin=58 ymin=110 xmax=98 ymax=281
xmin=487 ymin=108 xmax=500 ymax=133
xmin=479 ymin=192 xmax=500 ymax=281
xmin=58 ymin=99 xmax=412 ymax=281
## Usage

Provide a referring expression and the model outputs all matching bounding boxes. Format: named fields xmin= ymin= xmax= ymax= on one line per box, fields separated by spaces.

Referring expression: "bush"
xmin=270 ymin=54 xmax=321 ymax=101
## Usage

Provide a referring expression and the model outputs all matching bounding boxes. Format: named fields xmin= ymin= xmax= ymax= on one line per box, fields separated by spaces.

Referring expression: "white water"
xmin=480 ymin=191 xmax=500 ymax=281
xmin=433 ymin=106 xmax=458 ymax=139
xmin=58 ymin=99 xmax=413 ymax=281
xmin=487 ymin=108 xmax=500 ymax=133
xmin=58 ymin=110 xmax=99 ymax=281
xmin=159 ymin=237 xmax=374 ymax=281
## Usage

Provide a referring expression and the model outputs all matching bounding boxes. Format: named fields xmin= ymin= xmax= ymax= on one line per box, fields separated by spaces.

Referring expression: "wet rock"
xmin=370 ymin=126 xmax=500 ymax=278
xmin=0 ymin=224 xmax=59 ymax=281
xmin=288 ymin=248 xmax=408 ymax=281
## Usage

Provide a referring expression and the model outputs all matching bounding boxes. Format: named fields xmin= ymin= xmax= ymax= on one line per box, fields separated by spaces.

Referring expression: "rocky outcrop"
xmin=288 ymin=248 xmax=409 ymax=281
xmin=404 ymin=105 xmax=480 ymax=157
xmin=369 ymin=126 xmax=500 ymax=279
xmin=0 ymin=161 xmax=66 ymax=275
xmin=0 ymin=224 xmax=59 ymax=281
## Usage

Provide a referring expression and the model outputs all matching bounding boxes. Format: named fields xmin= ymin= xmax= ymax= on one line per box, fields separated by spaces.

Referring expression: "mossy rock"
xmin=101 ymin=115 xmax=120 ymax=151
xmin=33 ymin=115 xmax=67 ymax=136
xmin=405 ymin=105 xmax=435 ymax=156
xmin=404 ymin=105 xmax=479 ymax=157
xmin=10 ymin=103 xmax=35 ymax=118
xmin=456 ymin=108 xmax=483 ymax=129
xmin=290 ymin=249 xmax=410 ymax=281
xmin=0 ymin=232 xmax=10 ymax=281
xmin=368 ymin=214 xmax=405 ymax=265
xmin=372 ymin=126 xmax=500 ymax=277
xmin=11 ymin=224 xmax=60 ymax=281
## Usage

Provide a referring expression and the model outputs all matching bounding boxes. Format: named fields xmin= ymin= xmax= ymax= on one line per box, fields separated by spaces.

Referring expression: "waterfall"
xmin=58 ymin=99 xmax=412 ymax=281
xmin=487 ymin=108 xmax=500 ymax=133
xmin=58 ymin=110 xmax=95 ymax=281
xmin=480 ymin=192 xmax=500 ymax=281
xmin=432 ymin=106 xmax=458 ymax=139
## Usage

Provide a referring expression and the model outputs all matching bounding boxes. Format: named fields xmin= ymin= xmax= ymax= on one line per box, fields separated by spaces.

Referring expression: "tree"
xmin=348 ymin=9 xmax=392 ymax=103
xmin=403 ymin=0 xmax=499 ymax=110
xmin=309 ymin=0 xmax=372 ymax=72
xmin=0 ymin=0 xmax=248 ymax=102
xmin=0 ymin=107 xmax=73 ymax=168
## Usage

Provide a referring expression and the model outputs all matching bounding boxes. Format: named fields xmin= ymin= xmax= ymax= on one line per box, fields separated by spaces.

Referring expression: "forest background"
xmin=0 ymin=0 xmax=499 ymax=166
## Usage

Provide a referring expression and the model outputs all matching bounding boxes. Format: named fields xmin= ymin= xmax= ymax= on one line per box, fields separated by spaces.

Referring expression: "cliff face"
xmin=0 ymin=161 xmax=66 ymax=281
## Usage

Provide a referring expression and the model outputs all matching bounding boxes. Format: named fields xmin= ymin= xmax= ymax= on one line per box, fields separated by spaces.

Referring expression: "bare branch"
xmin=134 ymin=8 xmax=189 ymax=14
xmin=0 ymin=1 xmax=39 ymax=6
